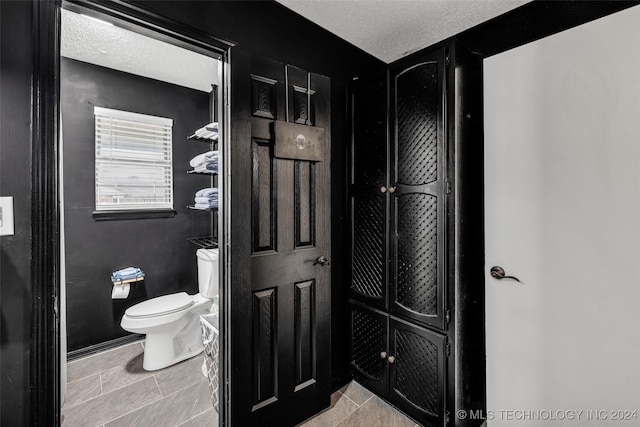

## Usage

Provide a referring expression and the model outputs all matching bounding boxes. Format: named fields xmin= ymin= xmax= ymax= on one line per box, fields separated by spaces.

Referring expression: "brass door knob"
xmin=388 ymin=186 xmax=396 ymax=193
xmin=388 ymin=355 xmax=395 ymax=364
xmin=380 ymin=351 xmax=387 ymax=359
xmin=380 ymin=186 xmax=387 ymax=193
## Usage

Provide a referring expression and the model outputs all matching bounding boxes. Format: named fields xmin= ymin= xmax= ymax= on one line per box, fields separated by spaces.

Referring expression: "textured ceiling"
xmin=61 ymin=9 xmax=218 ymax=92
xmin=277 ymin=0 xmax=531 ymax=63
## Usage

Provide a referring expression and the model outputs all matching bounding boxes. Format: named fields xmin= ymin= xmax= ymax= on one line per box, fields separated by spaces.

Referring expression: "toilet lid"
xmin=125 ymin=292 xmax=194 ymax=318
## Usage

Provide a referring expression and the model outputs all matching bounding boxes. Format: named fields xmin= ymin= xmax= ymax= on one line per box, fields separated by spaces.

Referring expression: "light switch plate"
xmin=0 ymin=197 xmax=15 ymax=236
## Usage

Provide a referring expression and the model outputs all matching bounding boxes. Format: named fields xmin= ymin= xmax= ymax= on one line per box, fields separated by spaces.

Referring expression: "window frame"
xmin=92 ymin=106 xmax=176 ymax=220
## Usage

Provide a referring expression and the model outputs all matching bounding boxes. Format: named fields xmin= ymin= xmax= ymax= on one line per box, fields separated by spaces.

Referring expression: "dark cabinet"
xmin=348 ymin=40 xmax=485 ymax=427
xmin=351 ymin=302 xmax=447 ymax=426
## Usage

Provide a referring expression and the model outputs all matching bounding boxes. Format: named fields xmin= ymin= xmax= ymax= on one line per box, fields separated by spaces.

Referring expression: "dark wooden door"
xmin=349 ymin=301 xmax=389 ymax=396
xmin=388 ymin=317 xmax=446 ymax=426
xmin=349 ymin=301 xmax=447 ymax=427
xmin=235 ymin=54 xmax=331 ymax=426
xmin=348 ymin=73 xmax=389 ymax=310
xmin=390 ymin=50 xmax=448 ymax=330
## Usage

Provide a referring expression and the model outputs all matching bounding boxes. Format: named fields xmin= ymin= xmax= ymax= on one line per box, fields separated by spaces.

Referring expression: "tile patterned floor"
xmin=62 ymin=341 xmax=217 ymax=427
xmin=63 ymin=341 xmax=418 ymax=427
xmin=298 ymin=382 xmax=419 ymax=427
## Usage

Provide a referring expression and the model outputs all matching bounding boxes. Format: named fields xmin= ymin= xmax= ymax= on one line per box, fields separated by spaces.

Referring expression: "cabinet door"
xmin=389 ymin=316 xmax=447 ymax=427
xmin=348 ymin=74 xmax=389 ymax=309
xmin=390 ymin=49 xmax=448 ymax=330
xmin=349 ymin=301 xmax=388 ymax=396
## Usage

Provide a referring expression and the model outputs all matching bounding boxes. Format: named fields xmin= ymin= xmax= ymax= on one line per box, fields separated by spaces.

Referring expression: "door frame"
xmin=32 ymin=0 xmax=234 ymax=424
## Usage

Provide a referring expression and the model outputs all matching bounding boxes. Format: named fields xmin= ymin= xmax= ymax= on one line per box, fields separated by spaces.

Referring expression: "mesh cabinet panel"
xmin=352 ymin=194 xmax=384 ymax=299
xmin=396 ymin=194 xmax=438 ymax=316
xmin=394 ymin=328 xmax=439 ymax=416
xmin=353 ymin=77 xmax=386 ymax=187
xmin=396 ymin=63 xmax=439 ymax=186
xmin=351 ymin=308 xmax=386 ymax=381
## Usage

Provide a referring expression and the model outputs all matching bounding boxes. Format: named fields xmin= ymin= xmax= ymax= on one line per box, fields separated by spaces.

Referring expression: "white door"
xmin=484 ymin=6 xmax=640 ymax=426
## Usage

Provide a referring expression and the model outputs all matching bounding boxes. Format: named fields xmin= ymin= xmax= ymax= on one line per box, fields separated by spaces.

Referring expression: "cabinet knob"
xmin=388 ymin=355 xmax=395 ymax=364
xmin=388 ymin=186 xmax=396 ymax=194
xmin=380 ymin=351 xmax=387 ymax=359
xmin=380 ymin=186 xmax=387 ymax=193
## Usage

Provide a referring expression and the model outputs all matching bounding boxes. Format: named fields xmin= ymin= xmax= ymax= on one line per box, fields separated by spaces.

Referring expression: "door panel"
xmin=389 ymin=317 xmax=446 ymax=427
xmin=484 ymin=14 xmax=640 ymax=424
xmin=349 ymin=301 xmax=388 ymax=396
xmin=245 ymin=56 xmax=331 ymax=425
xmin=349 ymin=74 xmax=388 ymax=308
xmin=391 ymin=51 xmax=447 ymax=330
xmin=395 ymin=193 xmax=439 ymax=317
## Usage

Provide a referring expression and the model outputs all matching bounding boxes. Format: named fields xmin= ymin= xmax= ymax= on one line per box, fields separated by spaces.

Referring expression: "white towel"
xmin=196 ymin=188 xmax=218 ymax=198
xmin=195 ymin=195 xmax=218 ymax=203
xmin=190 ymin=151 xmax=218 ymax=167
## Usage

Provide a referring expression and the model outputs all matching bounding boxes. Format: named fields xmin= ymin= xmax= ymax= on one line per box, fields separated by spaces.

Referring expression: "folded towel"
xmin=189 ymin=151 xmax=218 ymax=168
xmin=192 ymin=162 xmax=218 ymax=173
xmin=112 ymin=272 xmax=144 ymax=282
xmin=112 ymin=267 xmax=145 ymax=282
xmin=196 ymin=188 xmax=218 ymax=198
xmin=193 ymin=202 xmax=218 ymax=210
xmin=195 ymin=130 xmax=218 ymax=140
xmin=194 ymin=122 xmax=219 ymax=139
xmin=112 ymin=267 xmax=141 ymax=277
xmin=195 ymin=196 xmax=219 ymax=205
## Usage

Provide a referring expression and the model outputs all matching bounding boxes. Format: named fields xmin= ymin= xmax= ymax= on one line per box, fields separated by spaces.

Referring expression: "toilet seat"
xmin=125 ymin=292 xmax=194 ymax=319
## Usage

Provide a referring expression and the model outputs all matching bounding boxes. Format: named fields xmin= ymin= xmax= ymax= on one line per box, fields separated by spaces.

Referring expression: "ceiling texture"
xmin=276 ymin=0 xmax=531 ymax=63
xmin=61 ymin=9 xmax=219 ymax=92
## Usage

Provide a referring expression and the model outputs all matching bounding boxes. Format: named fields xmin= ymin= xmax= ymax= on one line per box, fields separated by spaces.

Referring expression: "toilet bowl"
xmin=120 ymin=248 xmax=219 ymax=371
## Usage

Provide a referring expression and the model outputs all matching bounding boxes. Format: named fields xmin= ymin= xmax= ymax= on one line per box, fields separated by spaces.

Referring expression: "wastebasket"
xmin=200 ymin=312 xmax=219 ymax=411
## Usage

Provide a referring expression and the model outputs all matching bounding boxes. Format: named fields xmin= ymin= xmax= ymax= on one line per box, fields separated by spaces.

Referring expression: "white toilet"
xmin=120 ymin=248 xmax=219 ymax=371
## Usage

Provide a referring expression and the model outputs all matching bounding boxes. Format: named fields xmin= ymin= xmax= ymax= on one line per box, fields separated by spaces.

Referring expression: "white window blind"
xmin=94 ymin=107 xmax=174 ymax=211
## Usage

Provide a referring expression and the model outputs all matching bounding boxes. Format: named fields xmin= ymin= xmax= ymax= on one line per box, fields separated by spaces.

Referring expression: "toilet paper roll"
xmin=112 ymin=283 xmax=130 ymax=299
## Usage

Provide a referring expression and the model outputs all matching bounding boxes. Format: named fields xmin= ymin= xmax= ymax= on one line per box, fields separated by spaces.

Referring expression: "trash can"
xmin=200 ymin=312 xmax=219 ymax=411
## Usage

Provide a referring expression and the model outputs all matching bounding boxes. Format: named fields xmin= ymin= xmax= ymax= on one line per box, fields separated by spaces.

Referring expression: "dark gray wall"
xmin=0 ymin=2 xmax=33 ymax=425
xmin=61 ymin=58 xmax=212 ymax=351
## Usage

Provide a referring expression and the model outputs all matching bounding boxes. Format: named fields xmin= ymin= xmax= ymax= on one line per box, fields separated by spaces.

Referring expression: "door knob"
xmin=388 ymin=186 xmax=396 ymax=193
xmin=380 ymin=186 xmax=387 ymax=193
xmin=380 ymin=351 xmax=387 ymax=359
xmin=490 ymin=266 xmax=522 ymax=284
xmin=387 ymin=355 xmax=395 ymax=364
xmin=313 ymin=256 xmax=330 ymax=267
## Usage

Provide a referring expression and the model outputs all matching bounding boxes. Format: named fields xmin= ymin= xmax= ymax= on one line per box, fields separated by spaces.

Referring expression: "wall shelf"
xmin=187 ymin=169 xmax=218 ymax=175
xmin=187 ymin=135 xmax=218 ymax=143
xmin=187 ymin=236 xmax=218 ymax=249
xmin=187 ymin=205 xmax=218 ymax=211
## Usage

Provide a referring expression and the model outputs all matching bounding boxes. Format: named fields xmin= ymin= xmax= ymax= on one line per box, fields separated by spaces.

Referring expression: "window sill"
xmin=93 ymin=209 xmax=177 ymax=221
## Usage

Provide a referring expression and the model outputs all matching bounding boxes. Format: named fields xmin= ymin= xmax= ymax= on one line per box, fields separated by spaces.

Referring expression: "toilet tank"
xmin=196 ymin=248 xmax=219 ymax=298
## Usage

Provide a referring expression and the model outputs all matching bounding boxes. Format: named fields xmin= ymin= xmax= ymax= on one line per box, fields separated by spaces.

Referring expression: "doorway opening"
xmin=58 ymin=2 xmax=231 ymax=425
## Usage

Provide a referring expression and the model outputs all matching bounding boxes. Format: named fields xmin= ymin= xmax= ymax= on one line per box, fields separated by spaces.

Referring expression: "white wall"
xmin=484 ymin=5 xmax=640 ymax=426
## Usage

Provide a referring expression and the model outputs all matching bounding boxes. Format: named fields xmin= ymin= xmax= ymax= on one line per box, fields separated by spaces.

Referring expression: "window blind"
xmin=94 ymin=107 xmax=174 ymax=211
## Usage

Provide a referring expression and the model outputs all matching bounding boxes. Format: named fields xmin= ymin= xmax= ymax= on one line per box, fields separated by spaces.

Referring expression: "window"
xmin=94 ymin=107 xmax=173 ymax=212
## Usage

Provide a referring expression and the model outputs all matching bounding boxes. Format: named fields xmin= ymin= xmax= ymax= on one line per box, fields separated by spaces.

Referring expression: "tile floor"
xmin=63 ymin=341 xmax=418 ymax=427
xmin=298 ymin=382 xmax=419 ymax=427
xmin=62 ymin=341 xmax=217 ymax=427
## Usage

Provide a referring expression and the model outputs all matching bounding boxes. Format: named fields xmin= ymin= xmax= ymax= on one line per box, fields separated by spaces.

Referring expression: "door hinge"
xmin=445 ymin=409 xmax=451 ymax=425
xmin=445 ymin=309 xmax=451 ymax=326
xmin=445 ymin=181 xmax=452 ymax=195
xmin=445 ymin=55 xmax=451 ymax=68
xmin=446 ymin=341 xmax=451 ymax=357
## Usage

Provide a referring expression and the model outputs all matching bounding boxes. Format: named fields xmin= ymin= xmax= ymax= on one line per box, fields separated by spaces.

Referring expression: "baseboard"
xmin=331 ymin=371 xmax=353 ymax=393
xmin=67 ymin=333 xmax=144 ymax=361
